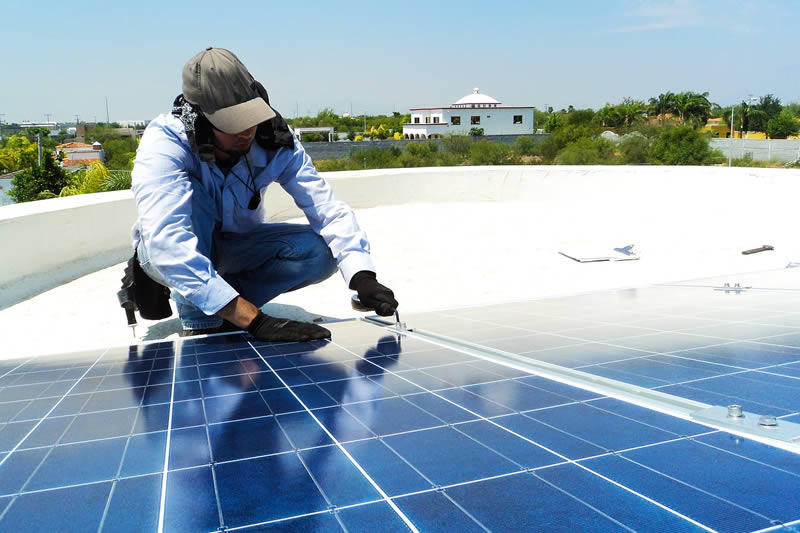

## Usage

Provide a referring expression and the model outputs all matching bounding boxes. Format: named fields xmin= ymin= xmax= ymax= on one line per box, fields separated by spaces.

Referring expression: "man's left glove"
xmin=349 ymin=271 xmax=398 ymax=316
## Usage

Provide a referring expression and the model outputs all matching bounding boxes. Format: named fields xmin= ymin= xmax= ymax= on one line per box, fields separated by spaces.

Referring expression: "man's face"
xmin=212 ymin=125 xmax=258 ymax=158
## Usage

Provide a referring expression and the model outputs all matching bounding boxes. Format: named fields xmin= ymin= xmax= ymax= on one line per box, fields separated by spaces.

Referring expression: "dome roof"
xmin=452 ymin=88 xmax=501 ymax=106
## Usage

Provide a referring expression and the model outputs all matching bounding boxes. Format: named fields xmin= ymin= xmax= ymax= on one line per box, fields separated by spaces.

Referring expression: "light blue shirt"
xmin=131 ymin=113 xmax=374 ymax=315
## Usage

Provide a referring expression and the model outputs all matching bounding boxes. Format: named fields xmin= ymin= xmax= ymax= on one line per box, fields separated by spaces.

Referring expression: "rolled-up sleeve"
xmin=131 ymin=118 xmax=238 ymax=314
xmin=275 ymin=138 xmax=375 ymax=285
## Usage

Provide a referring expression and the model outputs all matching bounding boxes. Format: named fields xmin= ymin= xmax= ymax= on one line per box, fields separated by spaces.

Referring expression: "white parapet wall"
xmin=2 ymin=165 xmax=800 ymax=307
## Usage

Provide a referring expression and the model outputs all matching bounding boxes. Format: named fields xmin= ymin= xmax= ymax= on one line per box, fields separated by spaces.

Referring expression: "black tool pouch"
xmin=117 ymin=252 xmax=173 ymax=325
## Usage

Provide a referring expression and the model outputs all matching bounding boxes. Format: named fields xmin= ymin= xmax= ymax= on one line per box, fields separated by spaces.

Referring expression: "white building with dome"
xmin=403 ymin=88 xmax=535 ymax=139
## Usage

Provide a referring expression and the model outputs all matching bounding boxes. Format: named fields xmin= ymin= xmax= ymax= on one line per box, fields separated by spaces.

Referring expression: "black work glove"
xmin=349 ymin=271 xmax=399 ymax=316
xmin=246 ymin=311 xmax=331 ymax=342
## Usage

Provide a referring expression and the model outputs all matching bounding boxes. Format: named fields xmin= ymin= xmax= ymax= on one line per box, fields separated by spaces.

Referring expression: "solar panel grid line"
xmin=330 ymin=332 xmax=718 ymax=532
xmin=394 ymin=325 xmax=800 ymax=454
xmin=192 ymin=348 xmax=234 ymax=531
xmin=156 ymin=340 xmax=180 ymax=533
xmin=528 ymin=470 xmax=640 ymax=533
xmin=689 ymin=437 xmax=800 ymax=482
xmin=0 ymin=348 xmax=109 ymax=470
xmin=389 ymin=326 xmax=708 ymax=415
xmin=223 ymin=357 xmax=362 ymax=533
xmin=94 ymin=349 xmax=166 ymax=533
xmin=0 ymin=351 xmax=114 ymax=526
xmin=246 ymin=339 xmax=421 ymax=533
xmin=612 ymin=452 xmax=780 ymax=526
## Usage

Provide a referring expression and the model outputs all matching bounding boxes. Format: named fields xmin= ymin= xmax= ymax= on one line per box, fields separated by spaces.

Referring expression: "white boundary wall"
xmin=2 ymin=165 xmax=800 ymax=305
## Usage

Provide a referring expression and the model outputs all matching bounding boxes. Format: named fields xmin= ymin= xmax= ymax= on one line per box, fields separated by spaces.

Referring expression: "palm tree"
xmin=672 ymin=91 xmax=712 ymax=126
xmin=648 ymin=91 xmax=676 ymax=122
xmin=619 ymin=98 xmax=648 ymax=127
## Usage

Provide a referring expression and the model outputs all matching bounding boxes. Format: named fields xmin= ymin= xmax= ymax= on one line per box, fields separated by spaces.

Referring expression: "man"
xmin=130 ymin=47 xmax=397 ymax=341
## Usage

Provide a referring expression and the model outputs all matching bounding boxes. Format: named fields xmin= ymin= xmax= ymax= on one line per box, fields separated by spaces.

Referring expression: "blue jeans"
xmin=138 ymin=186 xmax=337 ymax=331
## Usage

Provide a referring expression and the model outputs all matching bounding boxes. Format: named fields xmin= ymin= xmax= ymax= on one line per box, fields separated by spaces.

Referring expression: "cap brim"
xmin=204 ymin=97 xmax=277 ymax=134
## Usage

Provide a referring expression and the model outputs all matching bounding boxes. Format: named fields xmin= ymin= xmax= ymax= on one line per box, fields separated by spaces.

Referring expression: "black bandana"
xmin=171 ymin=85 xmax=294 ymax=163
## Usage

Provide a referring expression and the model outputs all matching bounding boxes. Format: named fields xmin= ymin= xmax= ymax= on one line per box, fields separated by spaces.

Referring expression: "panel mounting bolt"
xmin=758 ymin=415 xmax=778 ymax=427
xmin=727 ymin=404 xmax=744 ymax=418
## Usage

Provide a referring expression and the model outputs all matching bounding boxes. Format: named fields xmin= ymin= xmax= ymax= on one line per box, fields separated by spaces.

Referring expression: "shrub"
xmin=441 ymin=135 xmax=471 ymax=156
xmin=618 ymin=134 xmax=650 ymax=164
xmin=60 ymin=161 xmax=108 ymax=196
xmin=555 ymin=138 xmax=617 ymax=165
xmin=537 ymin=136 xmax=561 ymax=163
xmin=468 ymin=127 xmax=484 ymax=137
xmin=648 ymin=125 xmax=723 ymax=165
xmin=468 ymin=140 xmax=517 ymax=165
xmin=512 ymin=136 xmax=537 ymax=156
xmin=730 ymin=153 xmax=758 ymax=167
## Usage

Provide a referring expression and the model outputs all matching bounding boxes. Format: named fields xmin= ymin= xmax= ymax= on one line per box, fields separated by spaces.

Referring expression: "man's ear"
xmin=251 ymin=80 xmax=270 ymax=105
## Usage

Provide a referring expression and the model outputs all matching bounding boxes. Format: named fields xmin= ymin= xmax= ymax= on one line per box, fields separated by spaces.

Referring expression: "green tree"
xmin=9 ymin=153 xmax=71 ymax=202
xmin=468 ymin=127 xmax=484 ymax=137
xmin=672 ymin=91 xmax=712 ymax=126
xmin=619 ymin=98 xmax=648 ymax=127
xmin=102 ymin=137 xmax=138 ymax=170
xmin=648 ymin=125 xmax=722 ymax=165
xmin=784 ymin=102 xmax=800 ymax=117
xmin=544 ymin=113 xmax=562 ymax=132
xmin=565 ymin=109 xmax=595 ymax=126
xmin=0 ymin=135 xmax=38 ymax=173
xmin=756 ymin=94 xmax=782 ymax=122
xmin=648 ymin=91 xmax=676 ymax=122
xmin=594 ymin=104 xmax=624 ymax=128
xmin=766 ymin=110 xmax=800 ymax=139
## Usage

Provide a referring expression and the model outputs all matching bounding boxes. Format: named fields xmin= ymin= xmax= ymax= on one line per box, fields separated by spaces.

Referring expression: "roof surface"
xmin=453 ymin=88 xmax=501 ymax=106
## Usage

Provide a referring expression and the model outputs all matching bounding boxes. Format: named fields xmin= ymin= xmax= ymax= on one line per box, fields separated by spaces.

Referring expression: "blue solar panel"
xmin=2 ymin=278 xmax=800 ymax=531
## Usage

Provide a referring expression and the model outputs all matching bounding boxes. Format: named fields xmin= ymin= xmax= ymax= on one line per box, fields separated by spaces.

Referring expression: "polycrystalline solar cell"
xmin=0 ymin=314 xmax=798 ymax=532
xmin=408 ymin=279 xmax=800 ymax=421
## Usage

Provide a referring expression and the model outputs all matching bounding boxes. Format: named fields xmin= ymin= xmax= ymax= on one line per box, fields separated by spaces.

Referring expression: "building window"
xmin=414 ymin=117 xmax=420 ymax=124
xmin=513 ymin=115 xmax=523 ymax=124
xmin=425 ymin=117 xmax=431 ymax=124
xmin=471 ymin=116 xmax=481 ymax=125
xmin=433 ymin=116 xmax=439 ymax=123
xmin=451 ymin=116 xmax=461 ymax=125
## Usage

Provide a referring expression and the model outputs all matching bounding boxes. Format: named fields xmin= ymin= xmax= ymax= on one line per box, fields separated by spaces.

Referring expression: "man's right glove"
xmin=246 ymin=311 xmax=331 ymax=342
xmin=349 ymin=271 xmax=399 ymax=316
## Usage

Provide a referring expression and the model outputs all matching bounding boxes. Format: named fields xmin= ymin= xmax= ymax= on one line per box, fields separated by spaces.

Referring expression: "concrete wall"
xmin=4 ymin=165 xmax=800 ymax=306
xmin=302 ymin=134 xmax=549 ymax=161
xmin=710 ymin=138 xmax=800 ymax=162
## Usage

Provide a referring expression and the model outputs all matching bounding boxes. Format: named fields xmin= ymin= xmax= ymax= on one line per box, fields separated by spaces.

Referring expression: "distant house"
xmin=403 ymin=88 xmax=535 ymax=139
xmin=56 ymin=142 xmax=104 ymax=167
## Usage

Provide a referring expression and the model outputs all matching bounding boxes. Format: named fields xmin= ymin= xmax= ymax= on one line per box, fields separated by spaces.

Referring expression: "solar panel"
xmin=2 ymin=272 xmax=800 ymax=532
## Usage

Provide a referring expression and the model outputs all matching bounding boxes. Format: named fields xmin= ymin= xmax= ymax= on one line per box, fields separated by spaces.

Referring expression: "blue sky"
xmin=2 ymin=0 xmax=798 ymax=123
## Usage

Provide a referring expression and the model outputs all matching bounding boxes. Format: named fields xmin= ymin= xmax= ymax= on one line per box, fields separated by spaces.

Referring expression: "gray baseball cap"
xmin=182 ymin=47 xmax=276 ymax=134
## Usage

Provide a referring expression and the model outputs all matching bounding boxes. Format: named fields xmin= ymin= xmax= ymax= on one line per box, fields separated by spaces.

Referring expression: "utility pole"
xmin=728 ymin=107 xmax=734 ymax=167
xmin=106 ymin=97 xmax=110 ymax=124
xmin=44 ymin=113 xmax=51 ymax=123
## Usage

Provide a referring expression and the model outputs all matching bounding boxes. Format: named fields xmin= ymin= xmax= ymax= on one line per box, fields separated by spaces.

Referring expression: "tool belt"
xmin=117 ymin=252 xmax=172 ymax=328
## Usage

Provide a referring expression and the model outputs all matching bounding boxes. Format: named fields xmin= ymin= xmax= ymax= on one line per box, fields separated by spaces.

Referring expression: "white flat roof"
xmin=2 ymin=166 xmax=799 ymax=360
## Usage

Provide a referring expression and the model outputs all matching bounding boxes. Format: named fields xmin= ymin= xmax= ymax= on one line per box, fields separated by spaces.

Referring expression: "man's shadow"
xmin=122 ymin=332 xmax=405 ymax=529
